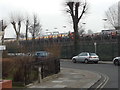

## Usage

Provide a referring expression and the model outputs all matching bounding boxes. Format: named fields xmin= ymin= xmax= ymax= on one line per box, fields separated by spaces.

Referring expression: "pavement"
xmin=60 ymin=59 xmax=113 ymax=64
xmin=28 ymin=68 xmax=101 ymax=88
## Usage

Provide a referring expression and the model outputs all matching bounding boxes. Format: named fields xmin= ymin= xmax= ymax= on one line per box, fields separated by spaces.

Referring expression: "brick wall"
xmin=0 ymin=80 xmax=12 ymax=90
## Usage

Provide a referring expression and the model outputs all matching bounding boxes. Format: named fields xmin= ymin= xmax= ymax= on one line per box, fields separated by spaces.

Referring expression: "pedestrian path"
xmin=61 ymin=59 xmax=113 ymax=64
xmin=29 ymin=68 xmax=101 ymax=88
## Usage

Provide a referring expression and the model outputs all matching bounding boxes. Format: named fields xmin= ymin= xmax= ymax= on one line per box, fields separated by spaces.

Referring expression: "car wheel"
xmin=84 ymin=59 xmax=88 ymax=64
xmin=114 ymin=60 xmax=119 ymax=66
xmin=72 ymin=59 xmax=76 ymax=63
xmin=94 ymin=61 xmax=98 ymax=64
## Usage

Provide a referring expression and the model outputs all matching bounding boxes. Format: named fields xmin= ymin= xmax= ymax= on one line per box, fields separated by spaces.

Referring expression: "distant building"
xmin=4 ymin=38 xmax=16 ymax=42
xmin=101 ymin=29 xmax=120 ymax=35
xmin=101 ymin=29 xmax=116 ymax=34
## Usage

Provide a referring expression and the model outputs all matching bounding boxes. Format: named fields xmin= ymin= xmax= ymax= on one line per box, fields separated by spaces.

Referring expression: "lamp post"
xmin=82 ymin=23 xmax=86 ymax=24
xmin=63 ymin=26 xmax=67 ymax=58
xmin=102 ymin=19 xmax=107 ymax=30
xmin=46 ymin=29 xmax=52 ymax=35
xmin=82 ymin=23 xmax=86 ymax=52
xmin=103 ymin=19 xmax=107 ymax=21
xmin=118 ymin=1 xmax=120 ymax=56
xmin=102 ymin=19 xmax=108 ymax=41
xmin=94 ymin=42 xmax=97 ymax=53
xmin=82 ymin=23 xmax=86 ymax=31
xmin=0 ymin=20 xmax=6 ymax=50
xmin=46 ymin=29 xmax=48 ymax=31
xmin=53 ymin=27 xmax=59 ymax=32
xmin=0 ymin=20 xmax=6 ymax=81
xmin=63 ymin=26 xmax=66 ymax=29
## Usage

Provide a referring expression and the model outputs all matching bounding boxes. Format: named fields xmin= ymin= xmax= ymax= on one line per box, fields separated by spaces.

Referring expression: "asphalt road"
xmin=60 ymin=60 xmax=120 ymax=89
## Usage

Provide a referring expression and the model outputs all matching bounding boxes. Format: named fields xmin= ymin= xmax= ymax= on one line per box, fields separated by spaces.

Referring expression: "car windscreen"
xmin=89 ymin=53 xmax=97 ymax=56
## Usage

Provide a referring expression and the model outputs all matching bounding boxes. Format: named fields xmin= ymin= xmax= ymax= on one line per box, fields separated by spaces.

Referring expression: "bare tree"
xmin=65 ymin=0 xmax=88 ymax=55
xmin=105 ymin=2 xmax=119 ymax=30
xmin=106 ymin=1 xmax=120 ymax=56
xmin=10 ymin=13 xmax=24 ymax=45
xmin=24 ymin=16 xmax=30 ymax=41
xmin=25 ymin=19 xmax=29 ymax=41
xmin=0 ymin=20 xmax=7 ymax=45
xmin=28 ymin=14 xmax=42 ymax=52
xmin=29 ymin=14 xmax=42 ymax=40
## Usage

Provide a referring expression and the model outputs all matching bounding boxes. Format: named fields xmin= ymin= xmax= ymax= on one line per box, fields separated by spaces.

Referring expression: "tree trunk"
xmin=1 ymin=34 xmax=4 ymax=45
xmin=16 ymin=33 xmax=20 ymax=45
xmin=26 ymin=20 xmax=29 ymax=41
xmin=31 ymin=30 xmax=35 ymax=52
xmin=73 ymin=21 xmax=79 ymax=56
xmin=26 ymin=27 xmax=28 ymax=41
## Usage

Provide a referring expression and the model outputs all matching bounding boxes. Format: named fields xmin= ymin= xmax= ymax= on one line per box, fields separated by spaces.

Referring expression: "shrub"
xmin=2 ymin=56 xmax=35 ymax=83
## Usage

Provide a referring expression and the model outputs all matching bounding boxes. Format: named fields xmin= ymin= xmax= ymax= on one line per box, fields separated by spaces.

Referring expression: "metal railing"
xmin=24 ymin=58 xmax=60 ymax=85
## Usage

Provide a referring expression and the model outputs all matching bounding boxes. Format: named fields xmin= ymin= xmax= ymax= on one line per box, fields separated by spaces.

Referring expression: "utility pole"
xmin=0 ymin=20 xmax=6 ymax=81
xmin=1 ymin=20 xmax=7 ymax=45
xmin=118 ymin=2 xmax=120 ymax=90
xmin=118 ymin=1 xmax=120 ymax=56
xmin=1 ymin=20 xmax=4 ymax=45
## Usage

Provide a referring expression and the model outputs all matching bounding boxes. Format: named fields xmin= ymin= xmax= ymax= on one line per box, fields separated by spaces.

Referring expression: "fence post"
xmin=38 ymin=67 xmax=42 ymax=83
xmin=24 ymin=65 xmax=27 ymax=85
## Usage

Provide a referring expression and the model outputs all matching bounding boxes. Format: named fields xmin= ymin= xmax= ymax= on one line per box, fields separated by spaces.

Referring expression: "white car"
xmin=72 ymin=52 xmax=99 ymax=64
xmin=113 ymin=57 xmax=120 ymax=66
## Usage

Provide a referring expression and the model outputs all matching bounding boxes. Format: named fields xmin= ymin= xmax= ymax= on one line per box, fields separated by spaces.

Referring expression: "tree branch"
xmin=67 ymin=2 xmax=75 ymax=21
xmin=11 ymin=21 xmax=17 ymax=34
xmin=78 ymin=1 xmax=87 ymax=22
xmin=75 ymin=2 xmax=79 ymax=20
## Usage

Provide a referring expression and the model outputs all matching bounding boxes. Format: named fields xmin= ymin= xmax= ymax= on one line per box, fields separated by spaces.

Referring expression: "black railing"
xmin=43 ymin=58 xmax=60 ymax=78
xmin=24 ymin=58 xmax=60 ymax=85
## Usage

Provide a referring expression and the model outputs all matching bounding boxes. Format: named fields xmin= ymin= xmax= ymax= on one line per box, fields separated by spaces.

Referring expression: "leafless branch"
xmin=105 ymin=2 xmax=119 ymax=29
xmin=29 ymin=14 xmax=42 ymax=39
xmin=10 ymin=12 xmax=24 ymax=45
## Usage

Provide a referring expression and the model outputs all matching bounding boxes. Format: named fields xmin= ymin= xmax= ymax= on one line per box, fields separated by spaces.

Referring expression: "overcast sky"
xmin=0 ymin=0 xmax=120 ymax=38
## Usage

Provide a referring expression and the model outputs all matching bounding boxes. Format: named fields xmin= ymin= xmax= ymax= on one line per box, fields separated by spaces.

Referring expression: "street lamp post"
xmin=102 ymin=19 xmax=108 ymax=41
xmin=82 ymin=23 xmax=86 ymax=31
xmin=82 ymin=23 xmax=86 ymax=52
xmin=46 ymin=29 xmax=52 ymax=35
xmin=0 ymin=20 xmax=6 ymax=81
xmin=63 ymin=26 xmax=67 ymax=58
xmin=94 ymin=42 xmax=97 ymax=53
xmin=63 ymin=26 xmax=66 ymax=28
xmin=118 ymin=2 xmax=120 ymax=56
xmin=102 ymin=18 xmax=107 ymax=30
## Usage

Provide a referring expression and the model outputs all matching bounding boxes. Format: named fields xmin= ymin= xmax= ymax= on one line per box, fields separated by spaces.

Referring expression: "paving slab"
xmin=28 ymin=68 xmax=101 ymax=88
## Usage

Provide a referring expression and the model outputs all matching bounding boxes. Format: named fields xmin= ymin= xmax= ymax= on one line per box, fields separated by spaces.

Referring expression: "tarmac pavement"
xmin=60 ymin=59 xmax=113 ymax=64
xmin=28 ymin=68 xmax=101 ymax=88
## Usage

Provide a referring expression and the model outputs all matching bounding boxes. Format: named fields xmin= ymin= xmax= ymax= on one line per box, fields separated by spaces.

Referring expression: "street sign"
xmin=0 ymin=45 xmax=6 ymax=50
